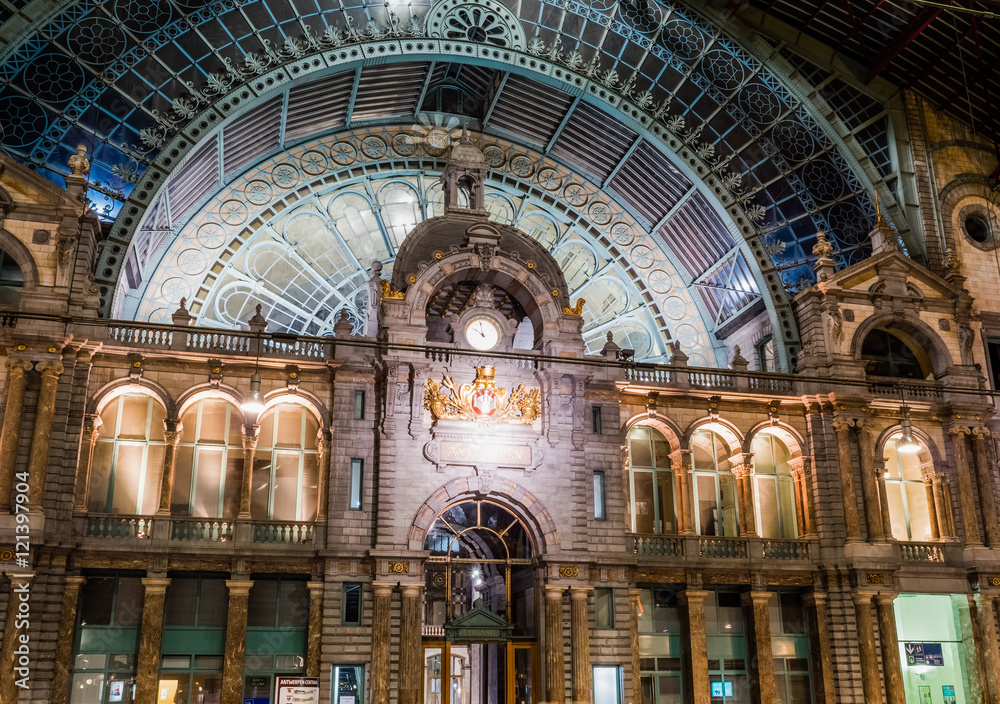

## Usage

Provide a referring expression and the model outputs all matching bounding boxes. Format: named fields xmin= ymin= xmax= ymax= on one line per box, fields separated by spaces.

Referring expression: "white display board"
xmin=275 ymin=675 xmax=321 ymax=704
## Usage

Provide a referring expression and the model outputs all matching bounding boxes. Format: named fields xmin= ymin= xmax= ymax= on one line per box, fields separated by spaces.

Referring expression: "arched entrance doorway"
xmin=421 ymin=499 xmax=537 ymax=704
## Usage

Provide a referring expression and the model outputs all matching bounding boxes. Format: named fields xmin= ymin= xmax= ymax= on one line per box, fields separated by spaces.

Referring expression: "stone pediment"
xmin=443 ymin=599 xmax=513 ymax=642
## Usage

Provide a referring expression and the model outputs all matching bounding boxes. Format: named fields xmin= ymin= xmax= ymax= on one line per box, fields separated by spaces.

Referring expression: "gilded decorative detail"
xmin=379 ymin=280 xmax=405 ymax=299
xmin=388 ymin=561 xmax=410 ymax=574
xmin=866 ymin=572 xmax=884 ymax=585
xmin=424 ymin=366 xmax=541 ymax=425
xmin=989 ymin=576 xmax=1000 ymax=587
xmin=558 ymin=566 xmax=579 ymax=578
xmin=562 ymin=298 xmax=585 ymax=315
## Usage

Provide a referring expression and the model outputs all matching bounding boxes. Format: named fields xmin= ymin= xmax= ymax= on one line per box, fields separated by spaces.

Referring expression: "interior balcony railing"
xmin=78 ymin=513 xmax=319 ymax=547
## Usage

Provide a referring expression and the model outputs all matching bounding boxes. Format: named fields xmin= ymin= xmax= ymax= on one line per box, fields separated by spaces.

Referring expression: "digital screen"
xmin=710 ymin=681 xmax=733 ymax=697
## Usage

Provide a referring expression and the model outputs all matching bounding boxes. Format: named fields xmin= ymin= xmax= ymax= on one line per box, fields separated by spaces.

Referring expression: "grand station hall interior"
xmin=4 ymin=0 xmax=1000 ymax=703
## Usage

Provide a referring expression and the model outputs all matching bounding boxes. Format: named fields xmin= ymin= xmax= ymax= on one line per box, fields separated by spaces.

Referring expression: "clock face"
xmin=466 ymin=317 xmax=501 ymax=351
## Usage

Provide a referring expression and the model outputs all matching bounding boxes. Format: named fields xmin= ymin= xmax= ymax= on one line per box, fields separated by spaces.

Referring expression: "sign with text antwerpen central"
xmin=904 ymin=642 xmax=944 ymax=666
xmin=439 ymin=441 xmax=532 ymax=466
xmin=276 ymin=676 xmax=320 ymax=704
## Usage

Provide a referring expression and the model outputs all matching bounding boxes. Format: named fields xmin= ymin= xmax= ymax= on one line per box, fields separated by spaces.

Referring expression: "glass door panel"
xmin=424 ymin=646 xmax=443 ymax=704
xmin=510 ymin=645 xmax=533 ymax=704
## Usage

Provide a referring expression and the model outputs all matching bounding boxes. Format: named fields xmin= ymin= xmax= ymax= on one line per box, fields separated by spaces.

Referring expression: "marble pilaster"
xmin=970 ymin=593 xmax=1000 ymax=704
xmin=371 ymin=582 xmax=393 ymax=704
xmin=949 ymin=426 xmax=981 ymax=545
xmin=629 ymin=589 xmax=642 ymax=702
xmin=874 ymin=593 xmax=904 ymax=704
xmin=50 ymin=575 xmax=87 ymax=704
xmin=851 ymin=592 xmax=882 ymax=704
xmin=923 ymin=476 xmax=940 ymax=540
xmin=0 ymin=359 xmax=30 ymax=508
xmin=802 ymin=592 xmax=835 ymax=704
xmin=221 ymin=580 xmax=253 ymax=704
xmin=833 ymin=419 xmax=862 ymax=541
xmin=306 ymin=581 xmax=324 ymax=677
xmin=544 ymin=585 xmax=565 ymax=704
xmin=26 ymin=360 xmax=63 ymax=509
xmin=856 ymin=422 xmax=885 ymax=541
xmin=742 ymin=591 xmax=776 ymax=704
xmin=399 ymin=585 xmax=422 ymax=704
xmin=0 ymin=573 xmax=34 ymax=704
xmin=570 ymin=586 xmax=592 ymax=704
xmin=135 ymin=577 xmax=170 ymax=704
xmin=238 ymin=427 xmax=259 ymax=519
xmin=971 ymin=428 xmax=1000 ymax=546
xmin=678 ymin=589 xmax=709 ymax=704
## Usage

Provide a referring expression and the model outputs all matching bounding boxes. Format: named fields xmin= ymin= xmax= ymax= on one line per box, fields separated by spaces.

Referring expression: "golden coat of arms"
xmin=424 ymin=366 xmax=541 ymax=424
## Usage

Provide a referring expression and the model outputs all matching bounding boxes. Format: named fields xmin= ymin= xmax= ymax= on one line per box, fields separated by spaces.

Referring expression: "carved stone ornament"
xmin=562 ymin=298 xmax=585 ymax=315
xmin=558 ymin=566 xmax=579 ymax=578
xmin=477 ymin=466 xmax=497 ymax=493
xmin=424 ymin=366 xmax=541 ymax=425
xmin=380 ymin=279 xmax=405 ymax=299
xmin=68 ymin=144 xmax=91 ymax=177
xmin=388 ymin=561 xmax=410 ymax=574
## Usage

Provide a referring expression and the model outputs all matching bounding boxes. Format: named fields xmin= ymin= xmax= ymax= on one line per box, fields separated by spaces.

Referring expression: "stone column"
xmin=72 ymin=415 xmax=102 ymax=512
xmin=742 ymin=591 xmax=776 ymax=704
xmin=789 ymin=459 xmax=809 ymax=537
xmin=678 ymin=589 xmax=710 ymax=704
xmin=316 ymin=430 xmax=330 ymax=521
xmin=629 ymin=589 xmax=642 ymax=703
xmin=852 ymin=592 xmax=882 ymax=703
xmin=874 ymin=593 xmax=904 ymax=704
xmin=0 ymin=572 xmax=34 ymax=704
xmin=950 ymin=426 xmax=982 ymax=545
xmin=730 ymin=454 xmax=756 ymax=537
xmin=875 ymin=458 xmax=893 ymax=539
xmin=833 ymin=419 xmax=862 ymax=541
xmin=51 ymin=575 xmax=87 ymax=704
xmin=26 ymin=360 xmax=64 ymax=509
xmin=306 ymin=581 xmax=324 ymax=678
xmin=971 ymin=428 xmax=1000 ymax=546
xmin=0 ymin=359 xmax=30 ymax=508
xmin=970 ymin=592 xmax=1000 ymax=704
xmin=544 ymin=585 xmax=565 ymax=704
xmin=238 ymin=426 xmax=259 ymax=519
xmin=856 ymin=422 xmax=885 ymax=542
xmin=934 ymin=474 xmax=955 ymax=539
xmin=371 ymin=583 xmax=394 ymax=704
xmin=156 ymin=420 xmax=182 ymax=515
xmin=221 ymin=579 xmax=253 ymax=704
xmin=677 ymin=451 xmax=695 ymax=535
xmin=135 ymin=577 xmax=170 ymax=704
xmin=923 ymin=476 xmax=940 ymax=540
xmin=802 ymin=592 xmax=835 ymax=704
xmin=399 ymin=585 xmax=423 ymax=704
xmin=570 ymin=586 xmax=592 ymax=704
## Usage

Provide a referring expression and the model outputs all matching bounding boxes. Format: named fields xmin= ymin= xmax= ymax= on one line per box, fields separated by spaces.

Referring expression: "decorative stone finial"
xmin=730 ymin=345 xmax=748 ymax=372
xmin=601 ymin=331 xmax=621 ymax=358
xmin=811 ymin=231 xmax=836 ymax=282
xmin=669 ymin=339 xmax=688 ymax=366
xmin=171 ymin=297 xmax=193 ymax=326
xmin=869 ymin=195 xmax=897 ymax=254
xmin=334 ymin=308 xmax=354 ymax=338
xmin=944 ymin=247 xmax=962 ymax=275
xmin=812 ymin=231 xmax=834 ymax=260
xmin=68 ymin=144 xmax=90 ymax=177
xmin=248 ymin=303 xmax=267 ymax=333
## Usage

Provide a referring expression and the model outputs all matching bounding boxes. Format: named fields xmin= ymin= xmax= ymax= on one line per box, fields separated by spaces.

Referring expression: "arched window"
xmin=883 ymin=436 xmax=933 ymax=541
xmin=626 ymin=426 xmax=676 ymax=534
xmin=251 ymin=403 xmax=321 ymax=522
xmin=861 ymin=329 xmax=930 ymax=379
xmin=423 ymin=500 xmax=533 ymax=633
xmin=750 ymin=433 xmax=798 ymax=539
xmin=691 ymin=430 xmax=738 ymax=536
xmin=173 ymin=399 xmax=244 ymax=518
xmin=88 ymin=394 xmax=166 ymax=514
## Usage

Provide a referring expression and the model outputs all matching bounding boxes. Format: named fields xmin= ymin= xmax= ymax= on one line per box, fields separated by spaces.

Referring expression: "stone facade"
xmin=0 ymin=110 xmax=999 ymax=704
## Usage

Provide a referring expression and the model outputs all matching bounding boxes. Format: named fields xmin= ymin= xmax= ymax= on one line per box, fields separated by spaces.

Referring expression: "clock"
xmin=465 ymin=317 xmax=501 ymax=351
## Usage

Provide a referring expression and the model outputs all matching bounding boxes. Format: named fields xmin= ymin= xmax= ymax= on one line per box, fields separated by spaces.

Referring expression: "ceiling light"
xmin=241 ymin=371 xmax=265 ymax=416
xmin=897 ymin=412 xmax=920 ymax=454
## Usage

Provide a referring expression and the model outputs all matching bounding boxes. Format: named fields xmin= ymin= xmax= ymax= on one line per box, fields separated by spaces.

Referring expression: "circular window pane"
xmin=965 ymin=213 xmax=992 ymax=243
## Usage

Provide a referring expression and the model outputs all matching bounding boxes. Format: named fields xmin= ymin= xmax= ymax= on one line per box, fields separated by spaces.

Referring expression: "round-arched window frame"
xmin=626 ymin=425 xmax=676 ymax=534
xmin=959 ymin=203 xmax=999 ymax=251
xmin=860 ymin=328 xmax=932 ymax=380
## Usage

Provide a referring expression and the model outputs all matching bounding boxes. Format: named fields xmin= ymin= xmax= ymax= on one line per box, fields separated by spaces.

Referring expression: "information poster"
xmin=943 ymin=685 xmax=957 ymax=704
xmin=918 ymin=686 xmax=931 ymax=704
xmin=276 ymin=676 xmax=321 ymax=704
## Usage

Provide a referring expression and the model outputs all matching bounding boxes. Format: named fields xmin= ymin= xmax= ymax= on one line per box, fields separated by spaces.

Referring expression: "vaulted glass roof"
xmin=0 ymin=0 xmax=916 ymax=368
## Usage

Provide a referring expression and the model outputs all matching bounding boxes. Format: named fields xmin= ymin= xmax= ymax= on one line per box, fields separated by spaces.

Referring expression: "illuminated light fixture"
xmin=896 ymin=385 xmax=921 ymax=454
xmin=242 ymin=371 xmax=265 ymax=416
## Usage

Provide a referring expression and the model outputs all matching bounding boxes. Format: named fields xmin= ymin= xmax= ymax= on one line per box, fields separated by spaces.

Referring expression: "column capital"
xmin=949 ymin=425 xmax=972 ymax=438
xmin=400 ymin=584 xmax=423 ymax=598
xmin=676 ymin=588 xmax=708 ymax=605
xmin=4 ymin=358 xmax=32 ymax=374
xmin=628 ymin=588 xmax=643 ymax=600
xmin=832 ymin=417 xmax=854 ymax=433
xmin=569 ymin=585 xmax=593 ymax=599
xmin=82 ymin=414 xmax=103 ymax=440
xmin=64 ymin=575 xmax=87 ymax=590
xmin=851 ymin=591 xmax=875 ymax=606
xmin=872 ymin=592 xmax=899 ymax=606
xmin=972 ymin=426 xmax=992 ymax=440
xmin=307 ymin=580 xmax=325 ymax=595
xmin=162 ymin=424 xmax=182 ymax=445
xmin=372 ymin=581 xmax=395 ymax=597
xmin=36 ymin=360 xmax=64 ymax=377
xmin=225 ymin=579 xmax=254 ymax=595
xmin=141 ymin=577 xmax=171 ymax=594
xmin=242 ymin=427 xmax=260 ymax=450
xmin=740 ymin=590 xmax=773 ymax=607
xmin=544 ymin=584 xmax=566 ymax=599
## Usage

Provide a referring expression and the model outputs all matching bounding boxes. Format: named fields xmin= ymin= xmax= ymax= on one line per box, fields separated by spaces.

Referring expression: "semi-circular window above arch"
xmin=861 ymin=328 xmax=932 ymax=379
